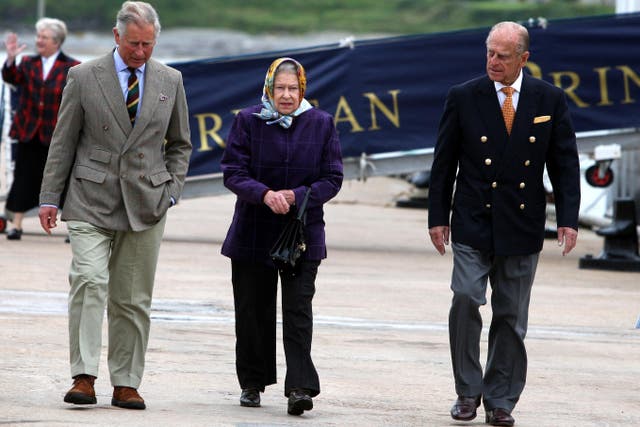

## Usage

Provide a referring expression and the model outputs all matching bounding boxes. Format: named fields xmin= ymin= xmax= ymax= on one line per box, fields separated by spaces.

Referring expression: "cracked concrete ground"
xmin=1 ymin=177 xmax=639 ymax=426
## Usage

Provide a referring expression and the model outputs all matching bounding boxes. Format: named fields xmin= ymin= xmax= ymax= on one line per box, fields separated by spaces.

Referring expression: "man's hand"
xmin=263 ymin=190 xmax=290 ymax=214
xmin=557 ymin=226 xmax=578 ymax=256
xmin=429 ymin=225 xmax=450 ymax=255
xmin=38 ymin=206 xmax=59 ymax=234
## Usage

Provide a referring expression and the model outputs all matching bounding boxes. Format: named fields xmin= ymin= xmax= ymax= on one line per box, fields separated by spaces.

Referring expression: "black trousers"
xmin=5 ymin=138 xmax=49 ymax=213
xmin=231 ymin=259 xmax=321 ymax=397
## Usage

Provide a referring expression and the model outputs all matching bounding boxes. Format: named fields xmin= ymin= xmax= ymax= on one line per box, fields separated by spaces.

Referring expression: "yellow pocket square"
xmin=533 ymin=115 xmax=551 ymax=124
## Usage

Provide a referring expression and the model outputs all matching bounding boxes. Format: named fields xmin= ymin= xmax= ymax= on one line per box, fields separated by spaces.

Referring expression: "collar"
xmin=494 ymin=70 xmax=523 ymax=94
xmin=41 ymin=50 xmax=60 ymax=64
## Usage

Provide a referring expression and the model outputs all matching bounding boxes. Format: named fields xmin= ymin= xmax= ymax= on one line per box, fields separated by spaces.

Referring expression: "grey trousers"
xmin=449 ymin=242 xmax=539 ymax=412
xmin=66 ymin=216 xmax=166 ymax=388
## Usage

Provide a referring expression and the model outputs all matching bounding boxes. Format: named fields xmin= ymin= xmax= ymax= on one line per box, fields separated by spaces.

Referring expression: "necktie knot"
xmin=501 ymin=86 xmax=515 ymax=135
xmin=501 ymin=86 xmax=514 ymax=97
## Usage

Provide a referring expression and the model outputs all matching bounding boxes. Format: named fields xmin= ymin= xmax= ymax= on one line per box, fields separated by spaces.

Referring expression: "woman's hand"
xmin=4 ymin=33 xmax=26 ymax=65
xmin=264 ymin=190 xmax=291 ymax=214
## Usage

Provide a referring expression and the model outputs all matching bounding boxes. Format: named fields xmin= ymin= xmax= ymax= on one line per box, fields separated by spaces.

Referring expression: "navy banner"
xmin=171 ymin=13 xmax=640 ymax=177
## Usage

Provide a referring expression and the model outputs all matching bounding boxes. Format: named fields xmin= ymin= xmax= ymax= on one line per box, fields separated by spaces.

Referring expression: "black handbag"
xmin=270 ymin=188 xmax=312 ymax=270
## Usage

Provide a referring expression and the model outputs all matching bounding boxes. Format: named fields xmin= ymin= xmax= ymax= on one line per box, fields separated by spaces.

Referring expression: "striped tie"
xmin=126 ymin=67 xmax=139 ymax=125
xmin=501 ymin=86 xmax=515 ymax=135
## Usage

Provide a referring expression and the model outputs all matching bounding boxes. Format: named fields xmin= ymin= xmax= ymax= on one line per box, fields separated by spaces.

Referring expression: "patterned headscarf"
xmin=253 ymin=57 xmax=313 ymax=129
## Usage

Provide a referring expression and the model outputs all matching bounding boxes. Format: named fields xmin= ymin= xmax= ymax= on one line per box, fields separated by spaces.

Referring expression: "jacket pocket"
xmin=74 ymin=165 xmax=106 ymax=184
xmin=89 ymin=148 xmax=111 ymax=164
xmin=149 ymin=170 xmax=172 ymax=187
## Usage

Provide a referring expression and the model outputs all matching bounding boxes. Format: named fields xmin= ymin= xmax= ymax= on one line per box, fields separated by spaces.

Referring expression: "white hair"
xmin=36 ymin=17 xmax=68 ymax=45
xmin=115 ymin=1 xmax=161 ymax=38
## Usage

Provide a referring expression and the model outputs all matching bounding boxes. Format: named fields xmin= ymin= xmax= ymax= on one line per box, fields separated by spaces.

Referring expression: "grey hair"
xmin=275 ymin=61 xmax=298 ymax=76
xmin=486 ymin=21 xmax=530 ymax=54
xmin=115 ymin=1 xmax=161 ymax=38
xmin=35 ymin=17 xmax=68 ymax=45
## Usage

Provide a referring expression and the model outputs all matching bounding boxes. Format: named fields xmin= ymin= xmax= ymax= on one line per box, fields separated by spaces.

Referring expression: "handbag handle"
xmin=296 ymin=188 xmax=312 ymax=221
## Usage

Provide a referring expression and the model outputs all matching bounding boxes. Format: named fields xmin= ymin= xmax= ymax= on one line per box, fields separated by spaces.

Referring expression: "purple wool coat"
xmin=221 ymin=105 xmax=343 ymax=265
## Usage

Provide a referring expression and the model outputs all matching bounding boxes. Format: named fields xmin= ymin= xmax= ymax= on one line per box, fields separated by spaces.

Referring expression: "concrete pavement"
xmin=1 ymin=177 xmax=639 ymax=426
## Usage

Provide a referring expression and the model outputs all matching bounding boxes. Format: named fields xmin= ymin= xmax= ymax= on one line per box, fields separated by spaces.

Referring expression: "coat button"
xmin=485 ymin=158 xmax=492 ymax=166
xmin=524 ymin=160 xmax=531 ymax=166
xmin=529 ymin=136 xmax=536 ymax=143
xmin=138 ymin=153 xmax=144 ymax=158
xmin=139 ymin=174 xmax=145 ymax=180
xmin=102 ymin=125 xmax=109 ymax=131
xmin=480 ymin=136 xmax=488 ymax=143
xmin=519 ymin=182 xmax=525 ymax=189
xmin=520 ymin=203 xmax=525 ymax=210
xmin=491 ymin=182 xmax=497 ymax=188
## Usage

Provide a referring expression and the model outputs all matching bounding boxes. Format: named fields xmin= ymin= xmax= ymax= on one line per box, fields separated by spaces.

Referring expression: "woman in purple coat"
xmin=221 ymin=57 xmax=343 ymax=416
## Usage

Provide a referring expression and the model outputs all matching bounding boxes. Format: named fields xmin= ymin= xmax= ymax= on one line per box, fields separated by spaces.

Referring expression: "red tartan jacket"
xmin=2 ymin=51 xmax=80 ymax=145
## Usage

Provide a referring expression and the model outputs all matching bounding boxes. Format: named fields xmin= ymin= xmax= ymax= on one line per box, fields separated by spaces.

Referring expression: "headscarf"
xmin=253 ymin=57 xmax=313 ymax=129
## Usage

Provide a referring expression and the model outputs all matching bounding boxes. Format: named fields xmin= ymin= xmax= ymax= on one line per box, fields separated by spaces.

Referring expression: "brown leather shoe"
xmin=64 ymin=374 xmax=97 ymax=404
xmin=486 ymin=408 xmax=515 ymax=426
xmin=450 ymin=395 xmax=481 ymax=421
xmin=112 ymin=386 xmax=146 ymax=410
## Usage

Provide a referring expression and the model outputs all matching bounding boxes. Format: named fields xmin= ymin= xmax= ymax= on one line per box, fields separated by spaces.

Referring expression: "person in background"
xmin=38 ymin=1 xmax=191 ymax=410
xmin=2 ymin=18 xmax=79 ymax=240
xmin=428 ymin=21 xmax=580 ymax=426
xmin=221 ymin=57 xmax=343 ymax=416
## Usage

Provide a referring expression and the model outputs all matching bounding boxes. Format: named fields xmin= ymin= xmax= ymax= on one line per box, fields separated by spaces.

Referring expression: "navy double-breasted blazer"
xmin=428 ymin=73 xmax=580 ymax=256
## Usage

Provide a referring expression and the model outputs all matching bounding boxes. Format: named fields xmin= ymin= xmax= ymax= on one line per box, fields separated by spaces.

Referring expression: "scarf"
xmin=253 ymin=57 xmax=313 ymax=129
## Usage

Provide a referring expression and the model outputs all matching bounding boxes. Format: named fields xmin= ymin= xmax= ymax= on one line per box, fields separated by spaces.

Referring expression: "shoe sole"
xmin=111 ymin=398 xmax=146 ymax=410
xmin=485 ymin=414 xmax=514 ymax=426
xmin=240 ymin=400 xmax=261 ymax=408
xmin=64 ymin=393 xmax=97 ymax=405
xmin=288 ymin=399 xmax=313 ymax=415
xmin=451 ymin=412 xmax=477 ymax=421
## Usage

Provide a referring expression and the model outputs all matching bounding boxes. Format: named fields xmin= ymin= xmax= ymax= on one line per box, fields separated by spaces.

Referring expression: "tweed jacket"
xmin=221 ymin=105 xmax=343 ymax=265
xmin=428 ymin=73 xmax=580 ymax=256
xmin=2 ymin=52 xmax=80 ymax=144
xmin=39 ymin=53 xmax=192 ymax=231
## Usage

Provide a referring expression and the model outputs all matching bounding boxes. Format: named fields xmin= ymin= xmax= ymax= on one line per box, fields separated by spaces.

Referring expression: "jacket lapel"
xmin=496 ymin=74 xmax=540 ymax=175
xmin=124 ymin=59 xmax=163 ymax=150
xmin=32 ymin=56 xmax=44 ymax=84
xmin=45 ymin=52 xmax=70 ymax=82
xmin=473 ymin=77 xmax=507 ymax=151
xmin=92 ymin=53 xmax=131 ymax=136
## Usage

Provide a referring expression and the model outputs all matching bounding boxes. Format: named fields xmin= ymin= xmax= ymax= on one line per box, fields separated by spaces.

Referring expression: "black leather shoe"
xmin=450 ymin=395 xmax=481 ymax=421
xmin=486 ymin=408 xmax=515 ymax=426
xmin=240 ymin=388 xmax=260 ymax=407
xmin=287 ymin=388 xmax=313 ymax=416
xmin=6 ymin=228 xmax=22 ymax=240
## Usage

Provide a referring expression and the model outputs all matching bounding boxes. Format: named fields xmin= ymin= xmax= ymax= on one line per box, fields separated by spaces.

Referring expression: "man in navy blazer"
xmin=428 ymin=21 xmax=580 ymax=426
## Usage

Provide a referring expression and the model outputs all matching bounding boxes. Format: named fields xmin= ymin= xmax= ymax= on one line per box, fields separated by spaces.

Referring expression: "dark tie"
xmin=126 ymin=67 xmax=139 ymax=125
xmin=501 ymin=86 xmax=515 ymax=135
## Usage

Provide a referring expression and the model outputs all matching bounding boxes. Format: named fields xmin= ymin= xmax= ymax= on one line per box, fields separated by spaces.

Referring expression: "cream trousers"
xmin=66 ymin=216 xmax=166 ymax=388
